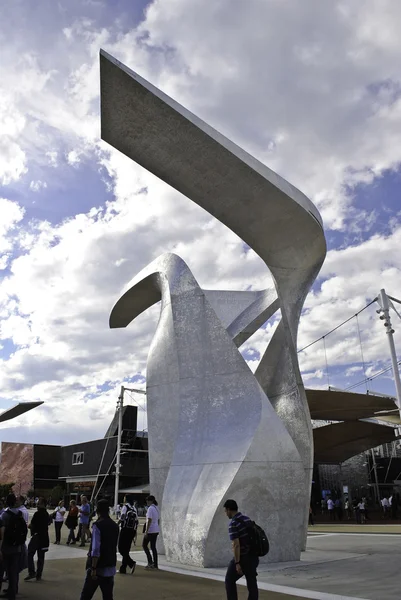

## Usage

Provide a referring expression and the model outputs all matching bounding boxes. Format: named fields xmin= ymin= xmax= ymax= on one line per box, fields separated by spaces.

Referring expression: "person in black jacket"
xmin=118 ymin=498 xmax=138 ymax=574
xmin=66 ymin=500 xmax=79 ymax=545
xmin=0 ymin=493 xmax=28 ymax=600
xmin=24 ymin=497 xmax=50 ymax=582
xmin=80 ymin=500 xmax=119 ymax=600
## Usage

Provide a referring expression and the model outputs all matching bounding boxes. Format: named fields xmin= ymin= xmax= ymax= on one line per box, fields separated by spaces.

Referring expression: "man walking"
xmin=381 ymin=496 xmax=390 ymax=518
xmin=25 ymin=497 xmax=50 ymax=582
xmin=0 ymin=494 xmax=28 ymax=600
xmin=80 ymin=499 xmax=119 ymax=600
xmin=327 ymin=497 xmax=335 ymax=521
xmin=79 ymin=496 xmax=91 ymax=547
xmin=224 ymin=499 xmax=259 ymax=600
xmin=118 ymin=498 xmax=138 ymax=574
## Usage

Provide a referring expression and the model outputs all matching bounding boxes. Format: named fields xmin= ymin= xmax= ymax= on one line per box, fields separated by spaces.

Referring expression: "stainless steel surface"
xmin=102 ymin=50 xmax=327 ymax=566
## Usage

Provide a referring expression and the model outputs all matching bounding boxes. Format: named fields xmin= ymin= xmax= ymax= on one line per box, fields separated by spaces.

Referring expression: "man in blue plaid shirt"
xmin=224 ymin=499 xmax=259 ymax=600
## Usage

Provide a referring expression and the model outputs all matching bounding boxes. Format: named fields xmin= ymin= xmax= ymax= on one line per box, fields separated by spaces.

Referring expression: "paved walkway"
xmin=309 ymin=523 xmax=401 ymax=534
xmin=16 ymin=548 xmax=312 ymax=600
xmin=16 ymin=523 xmax=399 ymax=599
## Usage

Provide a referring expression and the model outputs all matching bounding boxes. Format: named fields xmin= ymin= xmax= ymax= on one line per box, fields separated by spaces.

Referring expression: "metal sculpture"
xmin=101 ymin=49 xmax=326 ymax=567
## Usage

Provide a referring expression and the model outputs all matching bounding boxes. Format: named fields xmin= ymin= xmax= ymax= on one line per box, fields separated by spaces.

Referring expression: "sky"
xmin=0 ymin=0 xmax=401 ymax=445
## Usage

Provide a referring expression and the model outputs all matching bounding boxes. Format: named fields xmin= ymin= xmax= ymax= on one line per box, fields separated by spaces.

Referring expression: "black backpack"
xmin=3 ymin=510 xmax=28 ymax=547
xmin=247 ymin=521 xmax=269 ymax=557
xmin=122 ymin=508 xmax=138 ymax=530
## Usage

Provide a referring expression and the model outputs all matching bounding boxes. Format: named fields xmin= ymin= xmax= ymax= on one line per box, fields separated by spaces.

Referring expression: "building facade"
xmin=58 ymin=407 xmax=148 ymax=502
xmin=0 ymin=405 xmax=149 ymax=503
xmin=0 ymin=442 xmax=61 ymax=497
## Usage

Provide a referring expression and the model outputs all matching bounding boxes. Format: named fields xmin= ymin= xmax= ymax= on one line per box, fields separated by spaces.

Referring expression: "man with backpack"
xmin=0 ymin=493 xmax=28 ymax=600
xmin=223 ymin=499 xmax=262 ymax=600
xmin=24 ymin=496 xmax=50 ymax=582
xmin=118 ymin=498 xmax=138 ymax=574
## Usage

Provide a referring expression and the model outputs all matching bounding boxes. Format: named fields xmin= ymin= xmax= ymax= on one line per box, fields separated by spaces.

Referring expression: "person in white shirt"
xmin=357 ymin=500 xmax=366 ymax=523
xmin=327 ymin=498 xmax=335 ymax=521
xmin=143 ymin=495 xmax=160 ymax=569
xmin=381 ymin=497 xmax=389 ymax=517
xmin=53 ymin=500 xmax=66 ymax=544
xmin=17 ymin=496 xmax=29 ymax=524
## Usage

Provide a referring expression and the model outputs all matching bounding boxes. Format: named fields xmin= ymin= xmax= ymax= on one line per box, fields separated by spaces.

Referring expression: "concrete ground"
xmin=309 ymin=523 xmax=401 ymax=534
xmin=12 ymin=521 xmax=307 ymax=600
xmin=12 ymin=547 xmax=308 ymax=600
xmin=128 ymin=528 xmax=401 ymax=600
xmin=262 ymin=532 xmax=400 ymax=600
xmin=15 ymin=518 xmax=399 ymax=600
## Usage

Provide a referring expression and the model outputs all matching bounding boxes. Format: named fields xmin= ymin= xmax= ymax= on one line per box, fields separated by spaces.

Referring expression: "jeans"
xmin=118 ymin=528 xmax=135 ymax=570
xmin=142 ymin=532 xmax=158 ymax=568
xmin=1 ymin=552 xmax=20 ymax=600
xmin=225 ymin=555 xmax=259 ymax=600
xmin=67 ymin=527 xmax=77 ymax=543
xmin=54 ymin=520 xmax=63 ymax=543
xmin=80 ymin=569 xmax=114 ymax=600
xmin=28 ymin=534 xmax=46 ymax=578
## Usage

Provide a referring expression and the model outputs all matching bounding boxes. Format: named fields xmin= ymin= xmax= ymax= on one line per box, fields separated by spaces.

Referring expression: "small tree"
xmin=0 ymin=483 xmax=15 ymax=498
xmin=50 ymin=485 xmax=65 ymax=504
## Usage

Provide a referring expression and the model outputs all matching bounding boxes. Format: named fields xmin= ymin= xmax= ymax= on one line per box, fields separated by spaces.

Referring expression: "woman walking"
xmin=53 ymin=500 xmax=66 ymax=544
xmin=66 ymin=500 xmax=79 ymax=545
xmin=143 ymin=495 xmax=160 ymax=570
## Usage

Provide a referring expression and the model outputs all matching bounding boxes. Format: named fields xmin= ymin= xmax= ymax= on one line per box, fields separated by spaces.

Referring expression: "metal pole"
xmin=371 ymin=448 xmax=380 ymax=505
xmin=377 ymin=289 xmax=401 ymax=416
xmin=114 ymin=386 xmax=124 ymax=510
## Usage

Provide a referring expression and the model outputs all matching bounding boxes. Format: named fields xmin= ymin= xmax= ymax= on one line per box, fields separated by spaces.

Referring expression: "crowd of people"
xmin=316 ymin=493 xmax=401 ymax=524
xmin=0 ymin=490 xmax=263 ymax=600
xmin=0 ymin=492 xmax=160 ymax=600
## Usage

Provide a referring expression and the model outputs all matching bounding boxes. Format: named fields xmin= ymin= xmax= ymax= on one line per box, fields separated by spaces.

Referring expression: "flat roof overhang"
xmin=313 ymin=420 xmax=400 ymax=464
xmin=306 ymin=388 xmax=398 ymax=421
xmin=0 ymin=401 xmax=43 ymax=423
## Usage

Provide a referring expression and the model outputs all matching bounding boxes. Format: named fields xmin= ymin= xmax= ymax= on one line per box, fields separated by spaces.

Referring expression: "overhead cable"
xmin=298 ymin=298 xmax=377 ymax=354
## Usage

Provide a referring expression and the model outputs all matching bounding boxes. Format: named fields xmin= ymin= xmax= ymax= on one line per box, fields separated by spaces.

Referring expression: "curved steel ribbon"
xmin=111 ymin=253 xmax=305 ymax=566
xmin=101 ymin=50 xmax=327 ymax=566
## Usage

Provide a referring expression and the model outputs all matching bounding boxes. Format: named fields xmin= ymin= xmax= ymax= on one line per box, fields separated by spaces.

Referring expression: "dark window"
xmin=72 ymin=452 xmax=84 ymax=465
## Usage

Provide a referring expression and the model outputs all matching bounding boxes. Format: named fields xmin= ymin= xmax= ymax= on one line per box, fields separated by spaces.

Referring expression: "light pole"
xmin=114 ymin=386 xmax=124 ymax=510
xmin=376 ymin=289 xmax=401 ymax=417
xmin=113 ymin=386 xmax=147 ymax=510
xmin=370 ymin=448 xmax=380 ymax=505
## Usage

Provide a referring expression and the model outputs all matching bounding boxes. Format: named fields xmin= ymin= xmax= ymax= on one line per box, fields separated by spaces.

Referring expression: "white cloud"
xmin=0 ymin=199 xmax=25 ymax=270
xmin=0 ymin=140 xmax=27 ymax=185
xmin=67 ymin=150 xmax=81 ymax=166
xmin=126 ymin=0 xmax=401 ymax=230
xmin=29 ymin=180 xmax=47 ymax=192
xmin=0 ymin=1 xmax=401 ymax=442
xmin=46 ymin=151 xmax=58 ymax=167
xmin=296 ymin=223 xmax=401 ymax=390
